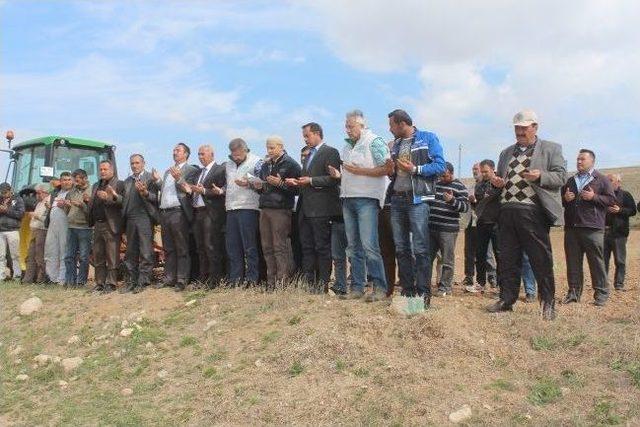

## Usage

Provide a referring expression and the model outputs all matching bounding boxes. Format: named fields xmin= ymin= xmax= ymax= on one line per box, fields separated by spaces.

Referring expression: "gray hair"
xmin=35 ymin=183 xmax=49 ymax=192
xmin=228 ymin=138 xmax=248 ymax=152
xmin=346 ymin=109 xmax=367 ymax=127
xmin=129 ymin=153 xmax=145 ymax=162
xmin=266 ymin=135 xmax=284 ymax=147
xmin=198 ymin=144 xmax=214 ymax=153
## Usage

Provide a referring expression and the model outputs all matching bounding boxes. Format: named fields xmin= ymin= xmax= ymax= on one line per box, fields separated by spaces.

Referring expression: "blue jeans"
xmin=331 ymin=221 xmax=348 ymax=293
xmin=522 ymin=253 xmax=537 ymax=296
xmin=65 ymin=227 xmax=92 ymax=286
xmin=226 ymin=209 xmax=260 ymax=285
xmin=390 ymin=196 xmax=430 ymax=297
xmin=343 ymin=198 xmax=387 ymax=293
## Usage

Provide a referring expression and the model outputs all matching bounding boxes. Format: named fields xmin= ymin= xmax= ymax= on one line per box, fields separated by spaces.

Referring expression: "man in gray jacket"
xmin=487 ymin=110 xmax=567 ymax=320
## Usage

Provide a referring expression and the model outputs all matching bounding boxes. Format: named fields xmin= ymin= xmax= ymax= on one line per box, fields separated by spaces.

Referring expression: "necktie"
xmin=306 ymin=147 xmax=317 ymax=168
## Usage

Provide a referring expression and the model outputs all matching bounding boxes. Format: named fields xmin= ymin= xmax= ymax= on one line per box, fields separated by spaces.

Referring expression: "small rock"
xmin=482 ymin=404 xmax=493 ymax=411
xmin=33 ymin=354 xmax=51 ymax=366
xmin=52 ymin=356 xmax=61 ymax=363
xmin=121 ymin=320 xmax=129 ymax=328
xmin=58 ymin=380 xmax=68 ymax=389
xmin=119 ymin=328 xmax=133 ymax=337
xmin=67 ymin=335 xmax=80 ymax=345
xmin=561 ymin=387 xmax=570 ymax=395
xmin=19 ymin=297 xmax=43 ymax=316
xmin=203 ymin=320 xmax=217 ymax=332
xmin=61 ymin=357 xmax=83 ymax=373
xmin=10 ymin=345 xmax=23 ymax=355
xmin=449 ymin=405 xmax=472 ymax=424
xmin=145 ymin=342 xmax=154 ymax=350
xmin=15 ymin=374 xmax=29 ymax=381
xmin=120 ymin=388 xmax=133 ymax=396
xmin=14 ymin=359 xmax=22 ymax=365
xmin=255 ymin=359 xmax=263 ymax=367
xmin=157 ymin=369 xmax=168 ymax=379
xmin=185 ymin=299 xmax=197 ymax=307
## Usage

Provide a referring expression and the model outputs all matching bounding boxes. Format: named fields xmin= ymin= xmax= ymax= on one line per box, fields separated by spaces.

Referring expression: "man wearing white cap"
xmin=487 ymin=110 xmax=566 ymax=320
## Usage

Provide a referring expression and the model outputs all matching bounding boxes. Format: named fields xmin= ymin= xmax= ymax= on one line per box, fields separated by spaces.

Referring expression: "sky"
xmin=1 ymin=0 xmax=639 ymax=177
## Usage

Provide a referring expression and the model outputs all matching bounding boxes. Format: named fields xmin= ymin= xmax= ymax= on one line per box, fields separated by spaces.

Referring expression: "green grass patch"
xmin=288 ymin=315 xmax=302 ymax=325
xmin=262 ymin=330 xmax=282 ymax=345
xmin=289 ymin=361 xmax=304 ymax=377
xmin=486 ymin=378 xmax=517 ymax=392
xmin=591 ymin=400 xmax=623 ymax=425
xmin=530 ymin=335 xmax=556 ymax=351
xmin=527 ymin=377 xmax=562 ymax=406
xmin=179 ymin=336 xmax=197 ymax=347
xmin=353 ymin=367 xmax=370 ymax=378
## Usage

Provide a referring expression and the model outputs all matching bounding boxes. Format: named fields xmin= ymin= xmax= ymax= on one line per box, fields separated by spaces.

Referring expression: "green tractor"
xmin=2 ymin=132 xmax=117 ymax=270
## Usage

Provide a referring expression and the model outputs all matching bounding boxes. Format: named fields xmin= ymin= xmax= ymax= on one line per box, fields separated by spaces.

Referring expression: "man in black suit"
xmin=285 ymin=122 xmax=341 ymax=292
xmin=181 ymin=144 xmax=227 ymax=287
xmin=152 ymin=143 xmax=199 ymax=291
xmin=121 ymin=154 xmax=159 ymax=293
xmin=88 ymin=160 xmax=125 ymax=293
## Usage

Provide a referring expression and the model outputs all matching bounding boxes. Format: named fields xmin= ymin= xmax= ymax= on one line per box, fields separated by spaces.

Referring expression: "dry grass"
xmin=1 ymin=230 xmax=639 ymax=425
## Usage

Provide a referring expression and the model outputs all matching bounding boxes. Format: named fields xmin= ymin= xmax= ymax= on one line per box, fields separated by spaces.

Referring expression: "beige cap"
xmin=512 ymin=109 xmax=538 ymax=127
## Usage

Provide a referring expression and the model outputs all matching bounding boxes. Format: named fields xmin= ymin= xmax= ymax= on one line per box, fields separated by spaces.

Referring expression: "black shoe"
xmin=91 ymin=285 xmax=104 ymax=293
xmin=542 ymin=300 xmax=557 ymax=320
xmin=132 ymin=284 xmax=144 ymax=294
xmin=424 ymin=295 xmax=431 ymax=309
xmin=614 ymin=286 xmax=625 ymax=291
xmin=174 ymin=282 xmax=186 ymax=292
xmin=486 ymin=300 xmax=512 ymax=313
xmin=154 ymin=282 xmax=169 ymax=289
xmin=103 ymin=285 xmax=116 ymax=294
xmin=488 ymin=275 xmax=497 ymax=288
xmin=120 ymin=282 xmax=136 ymax=293
xmin=525 ymin=294 xmax=536 ymax=303
xmin=561 ymin=291 xmax=578 ymax=305
xmin=329 ymin=286 xmax=347 ymax=296
xmin=593 ymin=294 xmax=608 ymax=307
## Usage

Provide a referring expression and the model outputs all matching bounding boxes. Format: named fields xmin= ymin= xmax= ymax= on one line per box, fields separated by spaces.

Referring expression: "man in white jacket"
xmin=225 ymin=138 xmax=263 ymax=286
xmin=44 ymin=172 xmax=73 ymax=284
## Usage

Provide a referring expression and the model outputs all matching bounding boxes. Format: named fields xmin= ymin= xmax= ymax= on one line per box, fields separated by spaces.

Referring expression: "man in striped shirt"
xmin=427 ymin=162 xmax=469 ymax=296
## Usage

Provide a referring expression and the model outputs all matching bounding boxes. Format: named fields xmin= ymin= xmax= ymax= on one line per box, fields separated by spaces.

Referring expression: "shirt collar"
xmin=577 ymin=167 xmax=595 ymax=178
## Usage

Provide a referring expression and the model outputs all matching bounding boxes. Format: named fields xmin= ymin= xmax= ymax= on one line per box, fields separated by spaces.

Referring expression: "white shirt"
xmin=160 ymin=162 xmax=186 ymax=209
xmin=193 ymin=161 xmax=214 ymax=208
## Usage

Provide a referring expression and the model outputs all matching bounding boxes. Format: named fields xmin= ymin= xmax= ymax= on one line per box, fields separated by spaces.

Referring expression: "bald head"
xmin=198 ymin=144 xmax=214 ymax=166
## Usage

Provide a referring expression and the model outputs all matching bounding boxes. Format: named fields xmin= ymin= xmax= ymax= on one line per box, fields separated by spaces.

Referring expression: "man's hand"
xmin=327 ymin=165 xmax=341 ymax=179
xmin=251 ymin=181 xmax=263 ymax=190
xmin=235 ymin=178 xmax=249 ymax=187
xmin=151 ymin=168 xmax=161 ymax=182
xmin=581 ymin=186 xmax=595 ymax=201
xmin=70 ymin=200 xmax=83 ymax=207
xmin=45 ymin=200 xmax=51 ymax=209
xmin=209 ymin=183 xmax=223 ymax=195
xmin=266 ymin=173 xmax=282 ymax=186
xmin=490 ymin=176 xmax=506 ymax=188
xmin=384 ymin=158 xmax=394 ymax=175
xmin=181 ymin=182 xmax=192 ymax=194
xmin=443 ymin=190 xmax=454 ymax=203
xmin=105 ymin=185 xmax=117 ymax=199
xmin=135 ymin=181 xmax=149 ymax=197
xmin=564 ymin=187 xmax=576 ymax=202
xmin=396 ymin=159 xmax=415 ymax=173
xmin=521 ymin=169 xmax=541 ymax=182
xmin=297 ymin=176 xmax=311 ymax=186
xmin=82 ymin=193 xmax=90 ymax=204
xmin=96 ymin=190 xmax=109 ymax=201
xmin=607 ymin=205 xmax=621 ymax=214
xmin=193 ymin=184 xmax=205 ymax=195
xmin=169 ymin=166 xmax=182 ymax=180
xmin=468 ymin=194 xmax=476 ymax=204
xmin=284 ymin=178 xmax=299 ymax=187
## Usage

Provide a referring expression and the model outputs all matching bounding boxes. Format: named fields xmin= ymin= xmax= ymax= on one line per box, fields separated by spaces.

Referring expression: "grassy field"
xmin=1 ymin=229 xmax=639 ymax=426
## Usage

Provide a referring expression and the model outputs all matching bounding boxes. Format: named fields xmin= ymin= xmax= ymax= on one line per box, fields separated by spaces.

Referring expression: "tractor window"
xmin=30 ymin=145 xmax=46 ymax=183
xmin=54 ymin=146 xmax=110 ymax=185
xmin=12 ymin=147 xmax=33 ymax=191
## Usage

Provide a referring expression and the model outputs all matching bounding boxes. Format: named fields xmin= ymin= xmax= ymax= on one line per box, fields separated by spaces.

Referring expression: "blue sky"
xmin=2 ymin=1 xmax=639 ymax=177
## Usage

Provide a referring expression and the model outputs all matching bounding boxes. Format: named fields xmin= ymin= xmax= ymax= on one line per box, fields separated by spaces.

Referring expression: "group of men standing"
xmin=1 ymin=108 xmax=638 ymax=321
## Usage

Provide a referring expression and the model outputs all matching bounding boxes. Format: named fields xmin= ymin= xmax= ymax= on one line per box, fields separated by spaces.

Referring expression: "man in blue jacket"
xmin=387 ymin=109 xmax=446 ymax=308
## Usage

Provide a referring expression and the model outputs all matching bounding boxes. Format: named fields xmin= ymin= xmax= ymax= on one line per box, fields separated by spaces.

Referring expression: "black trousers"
xmin=476 ymin=222 xmax=499 ymax=286
xmin=124 ymin=215 xmax=155 ymax=286
xmin=299 ymin=214 xmax=333 ymax=289
xmin=464 ymin=223 xmax=477 ymax=279
xmin=564 ymin=227 xmax=608 ymax=300
xmin=498 ymin=205 xmax=555 ymax=305
xmin=378 ymin=206 xmax=396 ymax=293
xmin=160 ymin=208 xmax=190 ymax=286
xmin=604 ymin=231 xmax=627 ymax=289
xmin=193 ymin=206 xmax=226 ymax=284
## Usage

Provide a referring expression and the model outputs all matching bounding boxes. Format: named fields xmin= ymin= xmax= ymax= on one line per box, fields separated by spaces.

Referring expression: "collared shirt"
xmin=193 ymin=161 xmax=214 ymax=208
xmin=575 ymin=167 xmax=595 ymax=192
xmin=160 ymin=161 xmax=186 ymax=209
xmin=306 ymin=142 xmax=324 ymax=169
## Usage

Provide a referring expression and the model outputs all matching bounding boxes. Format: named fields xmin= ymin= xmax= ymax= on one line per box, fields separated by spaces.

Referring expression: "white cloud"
xmin=307 ymin=0 xmax=640 ymax=170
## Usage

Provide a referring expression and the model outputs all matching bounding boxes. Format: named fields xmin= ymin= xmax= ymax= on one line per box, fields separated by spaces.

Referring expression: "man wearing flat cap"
xmin=487 ymin=110 xmax=567 ymax=320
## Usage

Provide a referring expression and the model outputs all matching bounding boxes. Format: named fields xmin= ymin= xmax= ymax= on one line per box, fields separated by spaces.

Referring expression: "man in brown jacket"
xmin=88 ymin=160 xmax=124 ymax=293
